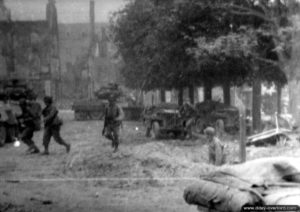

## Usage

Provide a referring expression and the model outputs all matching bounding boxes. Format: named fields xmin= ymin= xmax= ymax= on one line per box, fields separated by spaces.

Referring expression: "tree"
xmin=186 ymin=0 xmax=291 ymax=131
xmin=111 ymin=0 xmax=291 ymax=121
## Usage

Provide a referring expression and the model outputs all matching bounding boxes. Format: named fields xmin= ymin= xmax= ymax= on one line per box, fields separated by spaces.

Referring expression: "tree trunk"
xmin=252 ymin=79 xmax=262 ymax=132
xmin=188 ymin=85 xmax=194 ymax=104
xmin=160 ymin=89 xmax=166 ymax=103
xmin=223 ymin=81 xmax=230 ymax=105
xmin=276 ymin=83 xmax=282 ymax=115
xmin=178 ymin=87 xmax=184 ymax=106
xmin=204 ymin=81 xmax=212 ymax=101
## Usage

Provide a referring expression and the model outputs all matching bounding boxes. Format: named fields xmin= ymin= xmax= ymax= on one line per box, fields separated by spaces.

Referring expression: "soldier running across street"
xmin=42 ymin=96 xmax=70 ymax=155
xmin=102 ymin=95 xmax=124 ymax=152
xmin=27 ymin=92 xmax=42 ymax=132
xmin=18 ymin=98 xmax=40 ymax=154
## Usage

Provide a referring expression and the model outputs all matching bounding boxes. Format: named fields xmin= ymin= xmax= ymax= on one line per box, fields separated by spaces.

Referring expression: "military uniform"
xmin=4 ymin=105 xmax=18 ymax=143
xmin=180 ymin=103 xmax=196 ymax=139
xmin=102 ymin=101 xmax=124 ymax=152
xmin=28 ymin=98 xmax=42 ymax=132
xmin=18 ymin=99 xmax=40 ymax=153
xmin=0 ymin=99 xmax=18 ymax=145
xmin=42 ymin=96 xmax=70 ymax=155
xmin=204 ymin=127 xmax=225 ymax=166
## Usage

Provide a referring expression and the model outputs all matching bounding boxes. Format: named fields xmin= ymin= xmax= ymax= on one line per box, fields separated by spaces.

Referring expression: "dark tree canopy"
xmin=110 ymin=0 xmax=294 ymax=91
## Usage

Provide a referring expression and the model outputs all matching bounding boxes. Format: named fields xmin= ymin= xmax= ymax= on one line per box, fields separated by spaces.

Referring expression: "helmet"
xmin=43 ymin=96 xmax=53 ymax=104
xmin=204 ymin=127 xmax=215 ymax=136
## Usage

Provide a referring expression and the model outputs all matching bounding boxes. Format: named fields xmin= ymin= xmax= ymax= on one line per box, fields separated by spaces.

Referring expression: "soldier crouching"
xmin=102 ymin=96 xmax=124 ymax=152
xmin=204 ymin=127 xmax=226 ymax=166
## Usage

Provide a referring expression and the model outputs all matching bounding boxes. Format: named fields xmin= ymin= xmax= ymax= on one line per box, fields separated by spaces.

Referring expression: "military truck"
xmin=72 ymin=83 xmax=143 ymax=121
xmin=143 ymin=103 xmax=187 ymax=139
xmin=194 ymin=100 xmax=239 ymax=134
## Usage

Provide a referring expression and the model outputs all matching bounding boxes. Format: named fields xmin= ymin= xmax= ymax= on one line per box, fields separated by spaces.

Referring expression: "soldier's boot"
xmin=42 ymin=146 xmax=50 ymax=155
xmin=110 ymin=133 xmax=116 ymax=149
xmin=30 ymin=144 xmax=40 ymax=154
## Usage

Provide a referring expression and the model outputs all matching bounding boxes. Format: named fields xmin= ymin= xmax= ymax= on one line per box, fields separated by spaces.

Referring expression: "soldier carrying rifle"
xmin=102 ymin=94 xmax=124 ymax=153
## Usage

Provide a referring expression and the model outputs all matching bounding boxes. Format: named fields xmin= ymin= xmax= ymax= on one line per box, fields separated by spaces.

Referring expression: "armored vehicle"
xmin=194 ymin=100 xmax=239 ymax=134
xmin=143 ymin=103 xmax=187 ymax=139
xmin=72 ymin=83 xmax=143 ymax=121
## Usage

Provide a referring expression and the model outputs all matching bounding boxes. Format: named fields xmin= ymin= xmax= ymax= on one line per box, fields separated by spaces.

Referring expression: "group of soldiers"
xmin=0 ymin=93 xmax=70 ymax=155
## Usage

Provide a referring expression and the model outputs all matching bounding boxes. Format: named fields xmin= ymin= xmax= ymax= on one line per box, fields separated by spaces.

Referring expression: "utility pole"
xmin=46 ymin=0 xmax=61 ymax=101
xmin=88 ymin=0 xmax=95 ymax=100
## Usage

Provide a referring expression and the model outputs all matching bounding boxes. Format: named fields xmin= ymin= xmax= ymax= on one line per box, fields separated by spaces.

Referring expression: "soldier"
xmin=27 ymin=93 xmax=42 ymax=132
xmin=18 ymin=98 xmax=40 ymax=154
xmin=204 ymin=127 xmax=225 ymax=166
xmin=102 ymin=95 xmax=124 ymax=152
xmin=0 ymin=95 xmax=17 ymax=145
xmin=42 ymin=96 xmax=70 ymax=155
xmin=180 ymin=102 xmax=196 ymax=139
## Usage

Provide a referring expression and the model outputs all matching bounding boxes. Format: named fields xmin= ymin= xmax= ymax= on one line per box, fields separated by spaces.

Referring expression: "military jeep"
xmin=194 ymin=100 xmax=239 ymax=134
xmin=143 ymin=103 xmax=186 ymax=139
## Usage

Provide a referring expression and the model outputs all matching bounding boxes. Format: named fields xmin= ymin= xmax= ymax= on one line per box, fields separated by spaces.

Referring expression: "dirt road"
xmin=1 ymin=111 xmax=299 ymax=212
xmin=0 ymin=111 xmax=201 ymax=212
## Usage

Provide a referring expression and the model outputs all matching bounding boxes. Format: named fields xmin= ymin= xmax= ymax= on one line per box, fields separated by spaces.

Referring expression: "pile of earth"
xmin=64 ymin=141 xmax=217 ymax=185
xmin=64 ymin=134 xmax=300 ymax=188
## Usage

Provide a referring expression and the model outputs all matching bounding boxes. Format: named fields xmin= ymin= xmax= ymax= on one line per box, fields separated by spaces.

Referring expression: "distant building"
xmin=0 ymin=0 xmax=121 ymax=101
xmin=59 ymin=22 xmax=121 ymax=99
xmin=0 ymin=0 xmax=58 ymax=98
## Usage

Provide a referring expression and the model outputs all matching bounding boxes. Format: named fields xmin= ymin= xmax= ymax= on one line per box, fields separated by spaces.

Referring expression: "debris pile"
xmin=65 ymin=141 xmax=216 ymax=185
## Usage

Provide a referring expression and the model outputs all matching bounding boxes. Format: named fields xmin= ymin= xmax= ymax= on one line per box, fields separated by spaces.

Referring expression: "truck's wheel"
xmin=150 ymin=122 xmax=160 ymax=139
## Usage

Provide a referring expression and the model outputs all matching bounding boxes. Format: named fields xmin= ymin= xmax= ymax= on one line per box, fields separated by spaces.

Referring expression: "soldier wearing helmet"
xmin=204 ymin=127 xmax=226 ymax=166
xmin=42 ymin=96 xmax=70 ymax=155
xmin=179 ymin=101 xmax=196 ymax=139
xmin=102 ymin=94 xmax=124 ymax=152
xmin=18 ymin=98 xmax=40 ymax=154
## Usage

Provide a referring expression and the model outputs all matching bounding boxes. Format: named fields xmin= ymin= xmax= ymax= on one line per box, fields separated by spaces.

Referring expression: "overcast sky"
xmin=4 ymin=0 xmax=127 ymax=23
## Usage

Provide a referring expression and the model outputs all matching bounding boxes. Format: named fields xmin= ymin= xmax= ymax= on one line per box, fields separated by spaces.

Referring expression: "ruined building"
xmin=0 ymin=0 xmax=59 ymax=98
xmin=0 ymin=0 xmax=120 ymax=102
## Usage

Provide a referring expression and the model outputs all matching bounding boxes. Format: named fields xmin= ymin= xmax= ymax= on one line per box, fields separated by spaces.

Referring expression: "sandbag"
xmin=263 ymin=187 xmax=300 ymax=205
xmin=184 ymin=179 xmax=263 ymax=212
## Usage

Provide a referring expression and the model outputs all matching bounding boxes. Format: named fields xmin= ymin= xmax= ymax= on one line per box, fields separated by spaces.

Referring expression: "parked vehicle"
xmin=194 ymin=100 xmax=239 ymax=134
xmin=143 ymin=103 xmax=186 ymax=139
xmin=72 ymin=83 xmax=143 ymax=121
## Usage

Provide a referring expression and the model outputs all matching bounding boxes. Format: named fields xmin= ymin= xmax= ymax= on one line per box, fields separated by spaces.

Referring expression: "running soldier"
xmin=27 ymin=93 xmax=42 ymax=132
xmin=102 ymin=96 xmax=124 ymax=152
xmin=42 ymin=96 xmax=70 ymax=155
xmin=18 ymin=98 xmax=40 ymax=154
